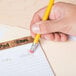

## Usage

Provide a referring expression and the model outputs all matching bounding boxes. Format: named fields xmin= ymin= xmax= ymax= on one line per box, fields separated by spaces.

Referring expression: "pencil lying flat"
xmin=29 ymin=0 xmax=54 ymax=53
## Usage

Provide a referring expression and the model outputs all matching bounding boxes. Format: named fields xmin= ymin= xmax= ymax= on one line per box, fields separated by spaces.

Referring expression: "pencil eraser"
xmin=29 ymin=50 xmax=34 ymax=53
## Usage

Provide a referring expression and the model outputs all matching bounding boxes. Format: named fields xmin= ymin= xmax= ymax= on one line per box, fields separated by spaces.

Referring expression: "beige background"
xmin=0 ymin=0 xmax=75 ymax=29
xmin=0 ymin=0 xmax=76 ymax=76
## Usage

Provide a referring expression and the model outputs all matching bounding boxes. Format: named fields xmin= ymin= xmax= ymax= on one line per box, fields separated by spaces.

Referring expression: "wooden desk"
xmin=0 ymin=0 xmax=76 ymax=76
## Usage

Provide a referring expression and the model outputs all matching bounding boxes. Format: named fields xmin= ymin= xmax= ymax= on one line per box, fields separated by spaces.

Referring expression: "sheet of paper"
xmin=0 ymin=24 xmax=75 ymax=76
xmin=0 ymin=43 xmax=54 ymax=76
xmin=69 ymin=36 xmax=76 ymax=40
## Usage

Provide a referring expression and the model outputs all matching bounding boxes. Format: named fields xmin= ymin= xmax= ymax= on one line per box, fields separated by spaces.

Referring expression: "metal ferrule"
xmin=30 ymin=43 xmax=39 ymax=52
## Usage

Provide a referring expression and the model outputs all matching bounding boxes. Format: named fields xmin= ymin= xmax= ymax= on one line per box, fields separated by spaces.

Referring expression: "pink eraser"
xmin=29 ymin=50 xmax=34 ymax=53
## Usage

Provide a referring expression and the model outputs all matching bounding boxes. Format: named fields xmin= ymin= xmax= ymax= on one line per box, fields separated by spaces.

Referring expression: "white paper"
xmin=0 ymin=24 xmax=75 ymax=76
xmin=0 ymin=43 xmax=54 ymax=76
xmin=69 ymin=36 xmax=76 ymax=41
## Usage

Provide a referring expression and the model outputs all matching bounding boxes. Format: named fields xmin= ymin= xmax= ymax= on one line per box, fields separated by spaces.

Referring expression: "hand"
xmin=30 ymin=2 xmax=76 ymax=42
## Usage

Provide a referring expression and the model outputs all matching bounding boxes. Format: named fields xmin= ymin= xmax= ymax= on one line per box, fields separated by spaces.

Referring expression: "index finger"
xmin=30 ymin=6 xmax=46 ymax=25
xmin=30 ymin=7 xmax=46 ymax=37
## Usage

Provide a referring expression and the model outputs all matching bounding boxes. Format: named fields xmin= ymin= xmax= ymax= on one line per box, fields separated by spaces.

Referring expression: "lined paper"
xmin=0 ymin=43 xmax=54 ymax=76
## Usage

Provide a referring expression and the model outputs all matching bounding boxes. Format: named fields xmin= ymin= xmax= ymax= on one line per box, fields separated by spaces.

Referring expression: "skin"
xmin=30 ymin=2 xmax=76 ymax=42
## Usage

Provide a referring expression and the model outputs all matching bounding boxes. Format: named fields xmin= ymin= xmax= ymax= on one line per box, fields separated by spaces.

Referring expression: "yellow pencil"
xmin=29 ymin=0 xmax=54 ymax=53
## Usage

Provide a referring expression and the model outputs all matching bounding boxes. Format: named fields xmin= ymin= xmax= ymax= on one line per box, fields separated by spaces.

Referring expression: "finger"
xmin=30 ymin=7 xmax=47 ymax=37
xmin=49 ymin=2 xmax=65 ymax=20
xmin=60 ymin=33 xmax=68 ymax=41
xmin=31 ymin=18 xmax=67 ymax=34
xmin=41 ymin=33 xmax=55 ymax=41
xmin=54 ymin=32 xmax=61 ymax=42
xmin=30 ymin=6 xmax=47 ymax=26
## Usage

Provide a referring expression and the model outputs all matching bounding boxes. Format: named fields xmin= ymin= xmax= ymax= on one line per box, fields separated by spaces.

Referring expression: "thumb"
xmin=31 ymin=20 xmax=66 ymax=34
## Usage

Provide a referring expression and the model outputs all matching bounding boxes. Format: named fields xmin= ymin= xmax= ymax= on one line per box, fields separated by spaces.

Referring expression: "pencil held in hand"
xmin=29 ymin=0 xmax=54 ymax=53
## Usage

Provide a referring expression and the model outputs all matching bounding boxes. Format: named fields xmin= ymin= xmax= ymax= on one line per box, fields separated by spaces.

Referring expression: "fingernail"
xmin=32 ymin=23 xmax=40 ymax=33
